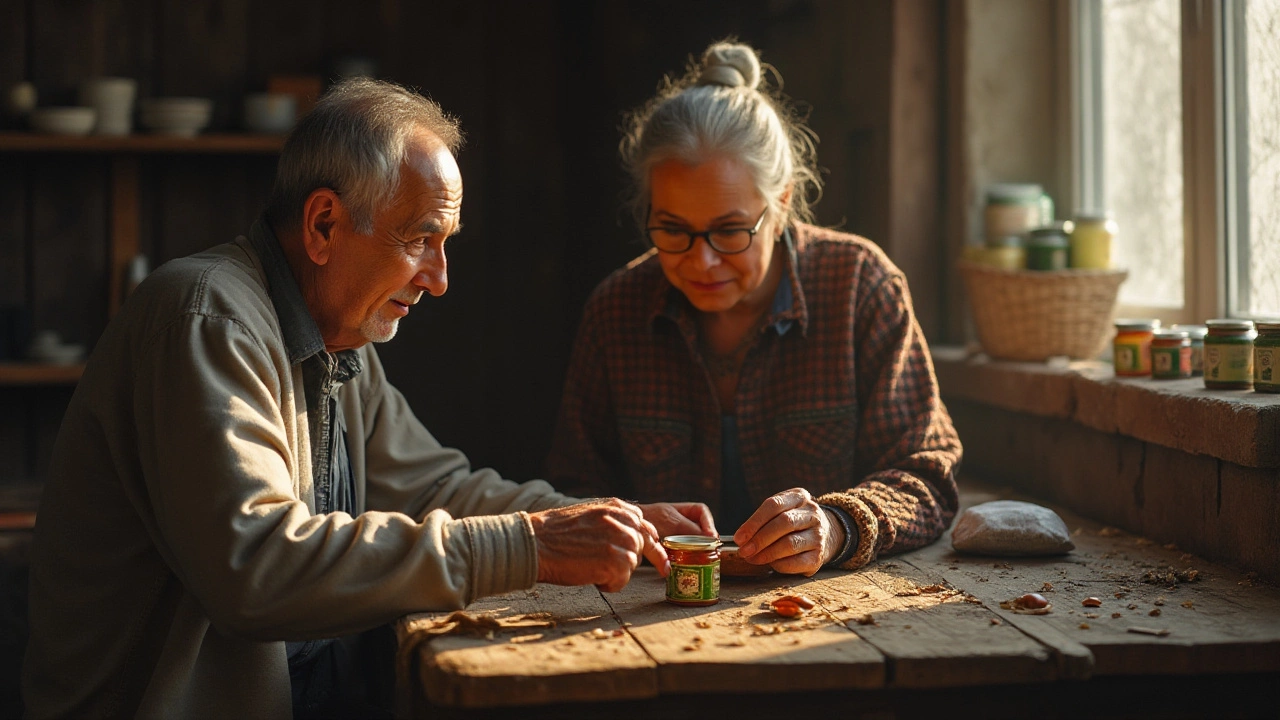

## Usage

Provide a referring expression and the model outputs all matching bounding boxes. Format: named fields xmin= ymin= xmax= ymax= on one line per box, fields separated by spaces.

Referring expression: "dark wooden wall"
xmin=0 ymin=0 xmax=946 ymax=485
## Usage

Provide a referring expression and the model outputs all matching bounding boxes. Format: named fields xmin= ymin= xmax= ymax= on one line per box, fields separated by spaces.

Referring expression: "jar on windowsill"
xmin=1204 ymin=319 xmax=1256 ymax=390
xmin=1025 ymin=223 xmax=1072 ymax=271
xmin=1253 ymin=321 xmax=1280 ymax=393
xmin=1070 ymin=211 xmax=1117 ymax=270
xmin=1151 ymin=330 xmax=1191 ymax=379
xmin=1171 ymin=324 xmax=1208 ymax=376
xmin=1113 ymin=319 xmax=1160 ymax=377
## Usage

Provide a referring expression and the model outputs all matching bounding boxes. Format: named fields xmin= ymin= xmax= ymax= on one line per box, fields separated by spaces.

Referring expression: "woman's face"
xmin=648 ymin=156 xmax=783 ymax=315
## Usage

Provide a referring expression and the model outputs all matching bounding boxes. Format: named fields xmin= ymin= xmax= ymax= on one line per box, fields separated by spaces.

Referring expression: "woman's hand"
xmin=733 ymin=488 xmax=844 ymax=576
xmin=638 ymin=502 xmax=717 ymax=540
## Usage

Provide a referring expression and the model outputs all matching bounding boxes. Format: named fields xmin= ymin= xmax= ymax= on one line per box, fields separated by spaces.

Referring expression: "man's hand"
xmin=733 ymin=488 xmax=844 ymax=576
xmin=638 ymin=502 xmax=717 ymax=540
xmin=530 ymin=499 xmax=669 ymax=593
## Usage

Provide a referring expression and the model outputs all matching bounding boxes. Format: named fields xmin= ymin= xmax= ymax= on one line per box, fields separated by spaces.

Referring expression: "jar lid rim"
xmin=661 ymin=535 xmax=721 ymax=551
xmin=1154 ymin=330 xmax=1189 ymax=339
xmin=1206 ymin=319 xmax=1256 ymax=330
xmin=1254 ymin=321 xmax=1280 ymax=331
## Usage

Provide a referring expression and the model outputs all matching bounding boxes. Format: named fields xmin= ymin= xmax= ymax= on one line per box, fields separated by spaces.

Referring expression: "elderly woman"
xmin=548 ymin=41 xmax=962 ymax=575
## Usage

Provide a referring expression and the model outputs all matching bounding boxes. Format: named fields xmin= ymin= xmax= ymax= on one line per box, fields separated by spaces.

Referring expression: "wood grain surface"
xmin=401 ymin=479 xmax=1280 ymax=711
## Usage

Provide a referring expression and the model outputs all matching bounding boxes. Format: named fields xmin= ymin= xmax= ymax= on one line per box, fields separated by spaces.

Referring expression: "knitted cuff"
xmin=814 ymin=492 xmax=878 ymax=570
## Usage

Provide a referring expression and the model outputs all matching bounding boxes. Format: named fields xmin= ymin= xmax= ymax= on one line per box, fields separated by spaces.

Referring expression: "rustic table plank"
xmin=905 ymin=481 xmax=1280 ymax=677
xmin=604 ymin=569 xmax=886 ymax=694
xmin=396 ymin=584 xmax=657 ymax=709
xmin=817 ymin=561 xmax=1068 ymax=686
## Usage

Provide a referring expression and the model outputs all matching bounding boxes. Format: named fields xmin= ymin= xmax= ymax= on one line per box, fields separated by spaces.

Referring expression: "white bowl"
xmin=29 ymin=107 xmax=96 ymax=136
xmin=140 ymin=97 xmax=212 ymax=137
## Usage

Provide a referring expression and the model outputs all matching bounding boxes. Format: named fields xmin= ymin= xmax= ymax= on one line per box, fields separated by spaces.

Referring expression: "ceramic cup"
xmin=79 ymin=77 xmax=137 ymax=136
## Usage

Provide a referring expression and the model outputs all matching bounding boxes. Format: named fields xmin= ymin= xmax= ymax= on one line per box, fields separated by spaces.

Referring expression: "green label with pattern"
xmin=667 ymin=562 xmax=720 ymax=602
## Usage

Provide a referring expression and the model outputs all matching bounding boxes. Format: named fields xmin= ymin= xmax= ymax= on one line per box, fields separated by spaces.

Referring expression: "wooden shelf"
xmin=0 ymin=132 xmax=286 ymax=154
xmin=0 ymin=362 xmax=85 ymax=385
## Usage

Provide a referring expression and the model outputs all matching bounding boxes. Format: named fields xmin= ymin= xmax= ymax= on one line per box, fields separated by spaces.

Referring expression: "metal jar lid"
xmin=1026 ymin=226 xmax=1070 ymax=247
xmin=1254 ymin=321 xmax=1280 ymax=333
xmin=1115 ymin=318 xmax=1161 ymax=332
xmin=1206 ymin=319 xmax=1256 ymax=331
xmin=1170 ymin=324 xmax=1208 ymax=339
xmin=661 ymin=535 xmax=722 ymax=552
xmin=1153 ymin=330 xmax=1189 ymax=341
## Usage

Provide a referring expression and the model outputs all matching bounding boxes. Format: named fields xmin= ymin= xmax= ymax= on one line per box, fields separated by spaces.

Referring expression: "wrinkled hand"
xmin=733 ymin=488 xmax=844 ymax=576
xmin=530 ymin=499 xmax=669 ymax=592
xmin=638 ymin=502 xmax=717 ymax=540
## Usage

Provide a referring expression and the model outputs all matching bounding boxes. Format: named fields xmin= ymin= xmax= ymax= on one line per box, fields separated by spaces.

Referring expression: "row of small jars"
xmin=1113 ymin=319 xmax=1280 ymax=392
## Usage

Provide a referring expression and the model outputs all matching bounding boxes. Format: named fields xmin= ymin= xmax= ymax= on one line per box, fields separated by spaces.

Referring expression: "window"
xmin=1073 ymin=0 xmax=1280 ymax=322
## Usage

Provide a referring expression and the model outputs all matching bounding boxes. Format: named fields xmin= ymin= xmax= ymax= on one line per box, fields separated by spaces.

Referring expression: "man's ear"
xmin=301 ymin=188 xmax=343 ymax=266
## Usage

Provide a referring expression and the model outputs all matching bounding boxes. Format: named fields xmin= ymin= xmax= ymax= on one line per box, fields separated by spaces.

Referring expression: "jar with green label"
xmin=1204 ymin=319 xmax=1256 ymax=390
xmin=1151 ymin=330 xmax=1191 ymax=379
xmin=662 ymin=536 xmax=720 ymax=606
xmin=1025 ymin=224 xmax=1071 ymax=271
xmin=1171 ymin=324 xmax=1207 ymax=376
xmin=1113 ymin=319 xmax=1160 ymax=377
xmin=1254 ymin=321 xmax=1280 ymax=393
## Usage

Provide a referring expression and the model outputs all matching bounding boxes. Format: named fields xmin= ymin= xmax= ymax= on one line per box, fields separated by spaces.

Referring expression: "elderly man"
xmin=22 ymin=79 xmax=713 ymax=719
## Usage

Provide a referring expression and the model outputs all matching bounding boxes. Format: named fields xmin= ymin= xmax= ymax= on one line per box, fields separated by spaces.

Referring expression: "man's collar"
xmin=650 ymin=226 xmax=809 ymax=336
xmin=247 ymin=217 xmax=327 ymax=365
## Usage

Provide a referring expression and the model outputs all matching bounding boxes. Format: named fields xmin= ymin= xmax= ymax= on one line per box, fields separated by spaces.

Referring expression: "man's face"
xmin=313 ymin=131 xmax=463 ymax=351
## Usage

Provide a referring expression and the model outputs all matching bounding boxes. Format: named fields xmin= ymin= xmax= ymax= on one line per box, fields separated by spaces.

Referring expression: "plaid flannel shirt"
xmin=547 ymin=223 xmax=962 ymax=569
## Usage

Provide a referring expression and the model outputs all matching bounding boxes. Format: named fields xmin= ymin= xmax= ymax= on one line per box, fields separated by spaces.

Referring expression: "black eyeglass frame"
xmin=644 ymin=205 xmax=769 ymax=255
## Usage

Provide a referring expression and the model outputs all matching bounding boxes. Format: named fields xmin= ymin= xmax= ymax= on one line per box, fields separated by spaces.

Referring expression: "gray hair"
xmin=267 ymin=77 xmax=463 ymax=234
xmin=619 ymin=41 xmax=822 ymax=232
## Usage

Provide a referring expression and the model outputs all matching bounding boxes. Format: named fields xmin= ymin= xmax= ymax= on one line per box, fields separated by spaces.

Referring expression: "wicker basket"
xmin=958 ymin=261 xmax=1129 ymax=361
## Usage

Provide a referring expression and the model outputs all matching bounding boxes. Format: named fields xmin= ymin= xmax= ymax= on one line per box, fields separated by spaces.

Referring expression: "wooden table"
xmin=396 ymin=482 xmax=1280 ymax=718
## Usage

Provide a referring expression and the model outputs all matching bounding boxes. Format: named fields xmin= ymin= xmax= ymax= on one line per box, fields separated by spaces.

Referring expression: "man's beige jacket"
xmin=22 ymin=233 xmax=571 ymax=718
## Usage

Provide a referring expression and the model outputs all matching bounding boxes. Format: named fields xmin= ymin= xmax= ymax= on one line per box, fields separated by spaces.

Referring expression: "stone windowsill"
xmin=932 ymin=346 xmax=1280 ymax=470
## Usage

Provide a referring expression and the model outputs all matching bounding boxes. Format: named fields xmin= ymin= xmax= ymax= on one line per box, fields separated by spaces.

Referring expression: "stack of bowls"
xmin=29 ymin=107 xmax=97 ymax=136
xmin=140 ymin=97 xmax=213 ymax=137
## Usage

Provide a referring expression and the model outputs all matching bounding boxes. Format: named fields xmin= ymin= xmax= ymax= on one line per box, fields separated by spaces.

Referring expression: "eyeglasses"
xmin=645 ymin=206 xmax=768 ymax=255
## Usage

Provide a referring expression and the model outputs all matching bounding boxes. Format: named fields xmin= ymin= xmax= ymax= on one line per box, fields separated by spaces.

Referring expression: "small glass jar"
xmin=1151 ymin=330 xmax=1191 ymax=379
xmin=1254 ymin=321 xmax=1280 ymax=393
xmin=1204 ymin=319 xmax=1256 ymax=390
xmin=984 ymin=183 xmax=1052 ymax=246
xmin=1113 ymin=319 xmax=1160 ymax=377
xmin=1070 ymin=211 xmax=1117 ymax=269
xmin=662 ymin=536 xmax=721 ymax=606
xmin=1025 ymin=224 xmax=1071 ymax=271
xmin=1171 ymin=324 xmax=1208 ymax=376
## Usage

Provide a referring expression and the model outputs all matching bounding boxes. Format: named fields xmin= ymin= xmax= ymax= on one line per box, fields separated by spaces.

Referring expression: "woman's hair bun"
xmin=696 ymin=42 xmax=762 ymax=90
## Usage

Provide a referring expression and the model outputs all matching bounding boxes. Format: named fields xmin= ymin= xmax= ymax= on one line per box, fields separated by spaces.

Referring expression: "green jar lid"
xmin=1115 ymin=318 xmax=1161 ymax=331
xmin=1206 ymin=319 xmax=1255 ymax=331
xmin=1026 ymin=227 xmax=1069 ymax=247
xmin=986 ymin=182 xmax=1044 ymax=204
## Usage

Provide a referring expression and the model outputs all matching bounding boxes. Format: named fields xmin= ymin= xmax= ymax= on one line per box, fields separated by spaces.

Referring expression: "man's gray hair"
xmin=267 ymin=78 xmax=463 ymax=234
xmin=619 ymin=41 xmax=821 ymax=232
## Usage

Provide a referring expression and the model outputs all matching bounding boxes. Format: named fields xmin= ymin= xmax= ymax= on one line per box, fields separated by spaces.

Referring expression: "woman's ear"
xmin=301 ymin=188 xmax=344 ymax=266
xmin=778 ymin=183 xmax=794 ymax=211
